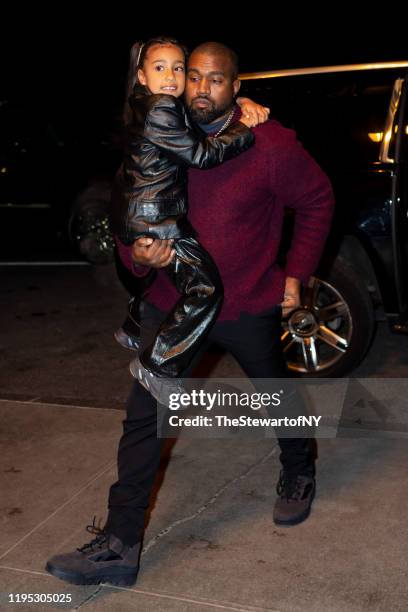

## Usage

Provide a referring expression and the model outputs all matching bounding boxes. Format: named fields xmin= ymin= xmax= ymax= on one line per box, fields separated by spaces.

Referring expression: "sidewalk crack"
xmin=142 ymin=444 xmax=278 ymax=555
xmin=72 ymin=586 xmax=104 ymax=610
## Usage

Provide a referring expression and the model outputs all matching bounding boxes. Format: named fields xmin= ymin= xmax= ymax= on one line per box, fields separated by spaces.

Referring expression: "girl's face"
xmin=138 ymin=43 xmax=185 ymax=97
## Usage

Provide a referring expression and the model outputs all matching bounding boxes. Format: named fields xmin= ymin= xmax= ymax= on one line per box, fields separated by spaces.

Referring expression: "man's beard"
xmin=188 ymin=98 xmax=232 ymax=124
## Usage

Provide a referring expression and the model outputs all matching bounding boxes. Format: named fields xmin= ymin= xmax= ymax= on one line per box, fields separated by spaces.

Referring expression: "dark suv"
xmin=0 ymin=99 xmax=120 ymax=263
xmin=237 ymin=61 xmax=408 ymax=377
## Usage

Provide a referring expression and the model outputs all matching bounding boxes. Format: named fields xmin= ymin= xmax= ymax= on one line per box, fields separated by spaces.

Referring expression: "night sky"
xmin=3 ymin=9 xmax=407 ymax=124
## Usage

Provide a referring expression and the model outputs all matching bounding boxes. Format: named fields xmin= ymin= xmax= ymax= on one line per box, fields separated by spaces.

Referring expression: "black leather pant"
xmin=134 ymin=235 xmax=224 ymax=378
xmin=105 ymin=302 xmax=316 ymax=546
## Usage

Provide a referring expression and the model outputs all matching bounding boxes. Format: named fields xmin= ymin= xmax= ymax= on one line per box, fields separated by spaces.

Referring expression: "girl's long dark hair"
xmin=122 ymin=36 xmax=188 ymax=126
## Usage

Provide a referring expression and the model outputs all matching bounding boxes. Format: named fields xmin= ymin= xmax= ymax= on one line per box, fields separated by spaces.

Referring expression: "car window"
xmin=241 ymin=70 xmax=400 ymax=172
xmin=397 ymin=80 xmax=408 ymax=163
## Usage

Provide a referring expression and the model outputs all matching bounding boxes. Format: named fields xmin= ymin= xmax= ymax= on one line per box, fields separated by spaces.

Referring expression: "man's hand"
xmin=131 ymin=237 xmax=176 ymax=268
xmin=281 ymin=276 xmax=301 ymax=318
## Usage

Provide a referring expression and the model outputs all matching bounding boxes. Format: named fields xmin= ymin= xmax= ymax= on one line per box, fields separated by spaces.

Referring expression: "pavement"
xmin=0 ymin=264 xmax=407 ymax=611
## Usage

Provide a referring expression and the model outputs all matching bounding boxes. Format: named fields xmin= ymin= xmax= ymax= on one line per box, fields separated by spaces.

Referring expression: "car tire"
xmin=281 ymin=257 xmax=376 ymax=377
xmin=68 ymin=182 xmax=115 ymax=264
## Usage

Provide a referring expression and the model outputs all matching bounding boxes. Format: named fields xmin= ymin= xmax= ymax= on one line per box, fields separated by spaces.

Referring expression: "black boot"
xmin=273 ymin=471 xmax=316 ymax=526
xmin=45 ymin=517 xmax=141 ymax=586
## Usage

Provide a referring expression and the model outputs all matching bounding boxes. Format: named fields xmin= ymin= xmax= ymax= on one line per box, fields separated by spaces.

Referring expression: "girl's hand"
xmin=239 ymin=115 xmax=258 ymax=128
xmin=237 ymin=96 xmax=270 ymax=126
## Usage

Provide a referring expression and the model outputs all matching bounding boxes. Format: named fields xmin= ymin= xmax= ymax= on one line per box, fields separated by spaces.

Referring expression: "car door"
xmin=384 ymin=74 xmax=408 ymax=325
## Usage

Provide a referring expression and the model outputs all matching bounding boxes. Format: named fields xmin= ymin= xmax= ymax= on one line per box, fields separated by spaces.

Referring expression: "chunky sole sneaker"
xmin=129 ymin=355 xmax=185 ymax=407
xmin=273 ymin=472 xmax=316 ymax=526
xmin=114 ymin=328 xmax=140 ymax=352
xmin=45 ymin=520 xmax=141 ymax=587
xmin=45 ymin=560 xmax=138 ymax=587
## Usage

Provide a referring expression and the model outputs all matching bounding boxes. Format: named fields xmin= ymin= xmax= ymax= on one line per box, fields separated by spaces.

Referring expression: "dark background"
xmin=3 ymin=9 xmax=407 ymax=126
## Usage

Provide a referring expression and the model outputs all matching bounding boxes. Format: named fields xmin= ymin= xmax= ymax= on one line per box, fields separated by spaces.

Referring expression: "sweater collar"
xmin=197 ymin=104 xmax=241 ymax=136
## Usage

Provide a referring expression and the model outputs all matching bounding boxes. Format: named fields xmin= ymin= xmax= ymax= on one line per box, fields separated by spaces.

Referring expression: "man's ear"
xmin=233 ymin=79 xmax=241 ymax=97
xmin=137 ymin=68 xmax=146 ymax=86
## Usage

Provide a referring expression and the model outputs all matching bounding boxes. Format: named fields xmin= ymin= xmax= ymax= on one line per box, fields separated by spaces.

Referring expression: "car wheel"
xmin=68 ymin=182 xmax=115 ymax=264
xmin=281 ymin=258 xmax=375 ymax=377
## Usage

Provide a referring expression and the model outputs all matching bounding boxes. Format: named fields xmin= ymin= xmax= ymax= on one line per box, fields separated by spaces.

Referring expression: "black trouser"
xmin=105 ymin=301 xmax=316 ymax=546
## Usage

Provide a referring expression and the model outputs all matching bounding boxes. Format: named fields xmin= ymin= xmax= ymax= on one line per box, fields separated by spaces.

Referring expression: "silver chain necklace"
xmin=213 ymin=109 xmax=235 ymax=138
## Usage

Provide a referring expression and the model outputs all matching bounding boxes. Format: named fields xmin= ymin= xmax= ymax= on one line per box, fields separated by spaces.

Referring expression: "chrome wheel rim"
xmin=281 ymin=276 xmax=352 ymax=374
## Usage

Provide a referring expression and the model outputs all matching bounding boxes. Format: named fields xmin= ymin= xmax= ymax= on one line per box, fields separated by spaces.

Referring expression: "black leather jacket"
xmin=110 ymin=90 xmax=254 ymax=244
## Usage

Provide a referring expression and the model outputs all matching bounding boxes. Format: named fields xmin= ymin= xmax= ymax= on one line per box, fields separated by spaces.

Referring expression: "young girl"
xmin=110 ymin=37 xmax=267 ymax=404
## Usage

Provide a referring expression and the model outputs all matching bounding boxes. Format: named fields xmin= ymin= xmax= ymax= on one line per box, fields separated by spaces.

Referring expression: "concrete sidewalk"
xmin=0 ymin=396 xmax=406 ymax=612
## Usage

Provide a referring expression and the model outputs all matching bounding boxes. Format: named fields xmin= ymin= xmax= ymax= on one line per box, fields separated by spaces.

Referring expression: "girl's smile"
xmin=138 ymin=44 xmax=186 ymax=98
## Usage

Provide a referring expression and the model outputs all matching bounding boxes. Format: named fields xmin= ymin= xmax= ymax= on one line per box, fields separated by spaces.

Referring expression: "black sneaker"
xmin=45 ymin=517 xmax=141 ymax=586
xmin=273 ymin=471 xmax=316 ymax=526
xmin=129 ymin=355 xmax=185 ymax=407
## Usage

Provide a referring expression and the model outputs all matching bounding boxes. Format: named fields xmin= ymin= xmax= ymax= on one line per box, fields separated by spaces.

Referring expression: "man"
xmin=46 ymin=42 xmax=334 ymax=587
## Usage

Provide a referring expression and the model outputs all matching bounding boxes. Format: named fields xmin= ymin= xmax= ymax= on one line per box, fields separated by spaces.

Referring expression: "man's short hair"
xmin=191 ymin=42 xmax=239 ymax=79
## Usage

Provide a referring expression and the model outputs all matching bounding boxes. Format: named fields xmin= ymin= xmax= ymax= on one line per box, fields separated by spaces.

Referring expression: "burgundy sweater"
xmin=116 ymin=110 xmax=334 ymax=321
